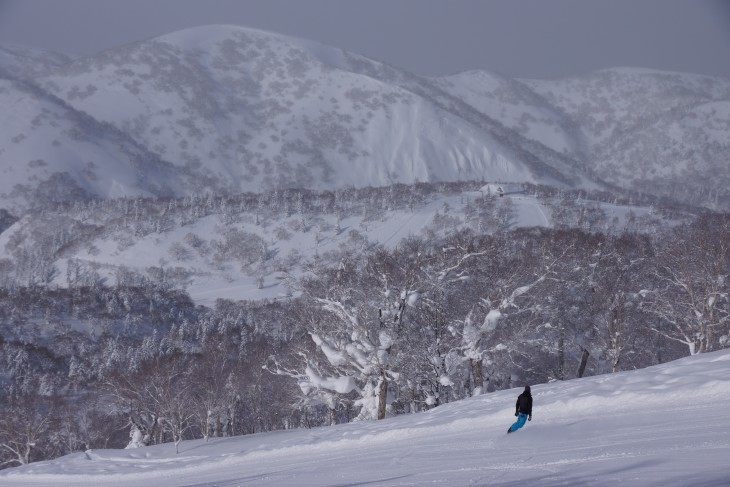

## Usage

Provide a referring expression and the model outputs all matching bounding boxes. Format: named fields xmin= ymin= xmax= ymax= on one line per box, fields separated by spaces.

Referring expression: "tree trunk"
xmin=557 ymin=330 xmax=565 ymax=380
xmin=130 ymin=412 xmax=156 ymax=447
xmin=576 ymin=348 xmax=590 ymax=378
xmin=377 ymin=375 xmax=388 ymax=420
xmin=21 ymin=444 xmax=32 ymax=465
xmin=215 ymin=414 xmax=222 ymax=437
xmin=470 ymin=358 xmax=484 ymax=394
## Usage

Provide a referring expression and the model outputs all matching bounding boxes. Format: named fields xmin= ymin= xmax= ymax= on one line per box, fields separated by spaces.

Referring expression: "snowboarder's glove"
xmin=528 ymin=415 xmax=532 ymax=421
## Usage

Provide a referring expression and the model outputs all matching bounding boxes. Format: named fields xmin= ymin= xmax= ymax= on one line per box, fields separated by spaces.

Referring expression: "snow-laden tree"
xmin=104 ymin=352 xmax=196 ymax=452
xmin=443 ymin=230 xmax=569 ymax=391
xmin=264 ymin=321 xmax=352 ymax=426
xmin=154 ymin=353 xmax=196 ymax=454
xmin=416 ymin=231 xmax=493 ymax=396
xmin=643 ymin=214 xmax=730 ymax=355
xmin=398 ymin=288 xmax=462 ymax=410
xmin=529 ymin=231 xmax=644 ymax=378
xmin=190 ymin=344 xmax=240 ymax=441
xmin=304 ymin=292 xmax=407 ymax=421
xmin=0 ymin=390 xmax=54 ymax=467
xmin=271 ymin=247 xmax=422 ymax=421
xmin=584 ymin=233 xmax=654 ymax=372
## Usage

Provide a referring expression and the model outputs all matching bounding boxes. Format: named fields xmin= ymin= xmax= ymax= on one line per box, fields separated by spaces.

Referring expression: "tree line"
xmin=1 ymin=206 xmax=728 ymax=467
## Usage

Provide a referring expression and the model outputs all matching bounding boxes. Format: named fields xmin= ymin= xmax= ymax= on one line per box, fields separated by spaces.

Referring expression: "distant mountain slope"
xmin=0 ymin=77 xmax=181 ymax=210
xmin=434 ymin=70 xmax=585 ymax=157
xmin=0 ymin=26 xmax=728 ymax=212
xmin=440 ymin=68 xmax=730 ymax=209
xmin=525 ymin=68 xmax=730 ymax=207
xmin=35 ymin=25 xmax=580 ymax=198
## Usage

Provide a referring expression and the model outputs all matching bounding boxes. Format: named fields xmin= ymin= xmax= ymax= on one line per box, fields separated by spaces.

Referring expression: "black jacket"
xmin=515 ymin=387 xmax=532 ymax=416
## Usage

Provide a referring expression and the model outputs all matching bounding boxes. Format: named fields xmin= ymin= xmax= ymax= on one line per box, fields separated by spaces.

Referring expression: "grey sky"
xmin=1 ymin=0 xmax=729 ymax=79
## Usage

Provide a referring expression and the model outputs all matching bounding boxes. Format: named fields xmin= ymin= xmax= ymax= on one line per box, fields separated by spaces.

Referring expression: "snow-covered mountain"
xmin=16 ymin=25 xmax=579 ymax=207
xmin=438 ymin=68 xmax=730 ymax=209
xmin=527 ymin=68 xmax=730 ymax=207
xmin=0 ymin=76 xmax=181 ymax=208
xmin=1 ymin=25 xmax=729 ymax=213
xmin=3 ymin=348 xmax=729 ymax=486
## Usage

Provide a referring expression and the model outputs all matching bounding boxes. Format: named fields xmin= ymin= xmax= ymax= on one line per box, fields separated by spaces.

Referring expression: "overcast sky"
xmin=1 ymin=0 xmax=729 ymax=79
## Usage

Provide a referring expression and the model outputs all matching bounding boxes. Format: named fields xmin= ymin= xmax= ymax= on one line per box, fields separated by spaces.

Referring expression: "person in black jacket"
xmin=507 ymin=385 xmax=532 ymax=433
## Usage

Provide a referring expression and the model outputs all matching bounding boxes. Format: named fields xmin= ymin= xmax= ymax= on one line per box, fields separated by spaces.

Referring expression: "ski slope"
xmin=3 ymin=350 xmax=730 ymax=486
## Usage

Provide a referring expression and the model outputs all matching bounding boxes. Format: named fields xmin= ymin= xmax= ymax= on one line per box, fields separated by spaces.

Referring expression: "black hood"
xmin=524 ymin=385 xmax=531 ymax=395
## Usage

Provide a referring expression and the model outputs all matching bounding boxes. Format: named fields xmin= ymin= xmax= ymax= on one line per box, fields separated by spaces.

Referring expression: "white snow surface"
xmin=3 ymin=350 xmax=730 ymax=486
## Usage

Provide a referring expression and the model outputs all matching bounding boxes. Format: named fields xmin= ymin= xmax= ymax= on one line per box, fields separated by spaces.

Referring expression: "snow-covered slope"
xmin=0 ymin=185 xmax=657 ymax=308
xmin=439 ymin=67 xmax=730 ymax=209
xmin=35 ymin=25 xmax=565 ymax=195
xmin=1 ymin=26 xmax=728 ymax=212
xmin=0 ymin=25 xmax=600 ymax=212
xmin=3 ymin=348 xmax=729 ymax=486
xmin=434 ymin=70 xmax=584 ymax=156
xmin=0 ymin=78 xmax=182 ymax=210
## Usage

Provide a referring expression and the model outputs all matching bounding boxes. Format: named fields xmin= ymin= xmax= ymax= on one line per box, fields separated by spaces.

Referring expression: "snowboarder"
xmin=507 ymin=385 xmax=532 ymax=433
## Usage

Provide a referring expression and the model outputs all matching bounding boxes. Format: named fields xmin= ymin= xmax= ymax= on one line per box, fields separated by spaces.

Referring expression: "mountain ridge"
xmin=1 ymin=25 xmax=728 ymax=211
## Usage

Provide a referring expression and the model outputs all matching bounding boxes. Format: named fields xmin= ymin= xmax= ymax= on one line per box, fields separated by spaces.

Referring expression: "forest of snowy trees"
xmin=1 ymin=183 xmax=728 ymax=468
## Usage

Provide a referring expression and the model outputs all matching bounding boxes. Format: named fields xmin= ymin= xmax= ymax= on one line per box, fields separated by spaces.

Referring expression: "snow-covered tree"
xmin=445 ymin=230 xmax=568 ymax=390
xmin=587 ymin=234 xmax=653 ymax=372
xmin=644 ymin=215 xmax=730 ymax=355
xmin=104 ymin=353 xmax=196 ymax=451
xmin=0 ymin=391 xmax=54 ymax=467
xmin=273 ymin=247 xmax=422 ymax=421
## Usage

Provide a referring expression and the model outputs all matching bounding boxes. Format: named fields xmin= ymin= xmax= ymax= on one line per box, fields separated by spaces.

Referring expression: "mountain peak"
xmin=140 ymin=24 xmax=354 ymax=73
xmin=154 ymin=24 xmax=297 ymax=45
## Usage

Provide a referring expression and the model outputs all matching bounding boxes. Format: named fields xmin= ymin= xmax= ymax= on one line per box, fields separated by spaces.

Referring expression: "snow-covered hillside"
xmin=0 ymin=77 xmax=180 ymax=210
xmin=434 ymin=70 xmax=583 ymax=156
xmin=524 ymin=68 xmax=730 ymax=208
xmin=2 ymin=24 xmax=729 ymax=212
xmin=29 ymin=25 xmax=568 ymax=201
xmin=3 ymin=348 xmax=729 ymax=486
xmin=0 ymin=184 xmax=659 ymax=308
xmin=437 ymin=67 xmax=730 ymax=210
